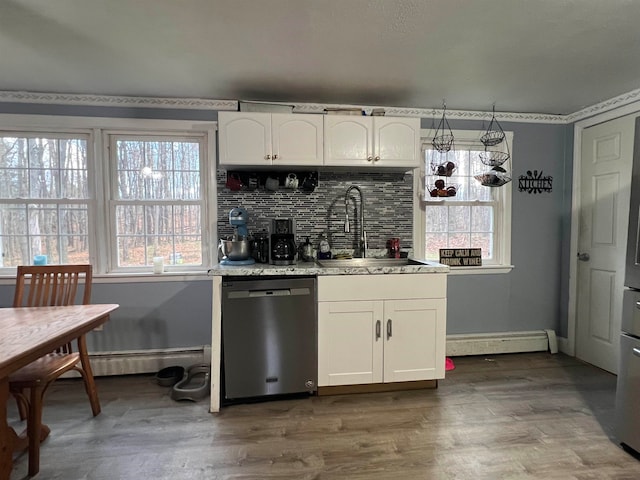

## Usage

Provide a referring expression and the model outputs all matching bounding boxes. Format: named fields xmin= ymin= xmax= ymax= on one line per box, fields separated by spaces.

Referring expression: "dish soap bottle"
xmin=318 ymin=234 xmax=331 ymax=260
xmin=302 ymin=237 xmax=314 ymax=261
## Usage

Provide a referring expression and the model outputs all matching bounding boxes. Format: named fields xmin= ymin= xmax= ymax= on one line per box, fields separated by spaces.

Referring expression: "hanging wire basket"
xmin=474 ymin=173 xmax=512 ymax=187
xmin=428 ymin=149 xmax=457 ymax=177
xmin=431 ymin=104 xmax=455 ymax=153
xmin=479 ymin=150 xmax=510 ymax=167
xmin=480 ymin=106 xmax=506 ymax=147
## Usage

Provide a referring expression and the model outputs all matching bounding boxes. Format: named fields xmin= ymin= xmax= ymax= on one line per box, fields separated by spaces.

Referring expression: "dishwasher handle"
xmin=227 ymin=287 xmax=311 ymax=299
xmin=249 ymin=289 xmax=291 ymax=297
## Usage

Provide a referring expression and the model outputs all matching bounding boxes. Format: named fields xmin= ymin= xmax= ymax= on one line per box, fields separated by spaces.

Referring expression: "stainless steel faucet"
xmin=344 ymin=185 xmax=367 ymax=258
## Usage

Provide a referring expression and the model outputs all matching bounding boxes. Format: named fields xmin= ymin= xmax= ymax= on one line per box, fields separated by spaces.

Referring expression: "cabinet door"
xmin=218 ymin=112 xmax=272 ymax=166
xmin=323 ymin=116 xmax=373 ymax=166
xmin=373 ymin=117 xmax=420 ymax=168
xmin=383 ymin=298 xmax=446 ymax=382
xmin=318 ymin=300 xmax=383 ymax=386
xmin=272 ymin=114 xmax=323 ymax=166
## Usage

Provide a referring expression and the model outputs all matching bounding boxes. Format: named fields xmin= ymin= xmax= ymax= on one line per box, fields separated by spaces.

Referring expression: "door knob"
xmin=577 ymin=252 xmax=590 ymax=261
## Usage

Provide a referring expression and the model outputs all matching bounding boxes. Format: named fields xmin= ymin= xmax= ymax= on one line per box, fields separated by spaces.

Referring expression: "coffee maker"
xmin=269 ymin=218 xmax=297 ymax=265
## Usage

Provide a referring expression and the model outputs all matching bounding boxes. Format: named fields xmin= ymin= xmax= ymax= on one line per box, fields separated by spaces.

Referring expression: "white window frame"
xmin=0 ymin=127 xmax=96 ymax=268
xmin=413 ymin=129 xmax=513 ymax=274
xmin=0 ymin=114 xmax=217 ymax=278
xmin=104 ymin=131 xmax=209 ymax=273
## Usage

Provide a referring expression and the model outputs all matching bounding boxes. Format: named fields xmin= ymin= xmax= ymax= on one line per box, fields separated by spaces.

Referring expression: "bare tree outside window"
xmin=111 ymin=136 xmax=204 ymax=268
xmin=0 ymin=134 xmax=89 ymax=267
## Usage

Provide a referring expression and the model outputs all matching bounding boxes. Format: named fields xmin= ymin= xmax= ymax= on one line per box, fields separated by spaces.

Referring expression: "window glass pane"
xmin=1 ymin=137 xmax=28 ymax=168
xmin=115 ymin=138 xmax=201 ymax=202
xmin=448 ymin=232 xmax=471 ymax=249
xmin=175 ymin=171 xmax=201 ymax=200
xmin=114 ymin=203 xmax=202 ymax=267
xmin=471 ymin=206 xmax=493 ymax=233
xmin=117 ymin=236 xmax=145 ymax=267
xmin=448 ymin=205 xmax=470 ymax=232
xmin=117 ymin=140 xmax=143 ymax=170
xmin=28 ymin=138 xmax=58 ymax=169
xmin=0 ymin=205 xmax=27 ymax=235
xmin=426 ymin=206 xmax=448 ymax=232
xmin=471 ymin=233 xmax=493 ymax=259
xmin=0 ymin=169 xmax=28 ymax=198
xmin=0 ymin=134 xmax=90 ymax=267
xmin=29 ymin=169 xmax=60 ymax=198
xmin=111 ymin=134 xmax=205 ymax=269
xmin=425 ymin=233 xmax=448 ymax=258
xmin=115 ymin=205 xmax=144 ymax=235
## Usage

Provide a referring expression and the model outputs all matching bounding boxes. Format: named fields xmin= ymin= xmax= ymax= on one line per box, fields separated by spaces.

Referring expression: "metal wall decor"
xmin=518 ymin=170 xmax=553 ymax=194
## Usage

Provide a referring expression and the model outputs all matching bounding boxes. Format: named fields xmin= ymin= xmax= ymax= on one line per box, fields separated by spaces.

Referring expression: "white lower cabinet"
xmin=317 ymin=274 xmax=447 ymax=387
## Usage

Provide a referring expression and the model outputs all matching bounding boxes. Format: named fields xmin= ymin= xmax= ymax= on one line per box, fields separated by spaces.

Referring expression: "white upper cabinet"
xmin=218 ymin=112 xmax=323 ymax=166
xmin=324 ymin=115 xmax=420 ymax=168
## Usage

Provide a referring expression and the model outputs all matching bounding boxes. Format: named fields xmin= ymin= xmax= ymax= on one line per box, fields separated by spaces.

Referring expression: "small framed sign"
xmin=439 ymin=248 xmax=482 ymax=267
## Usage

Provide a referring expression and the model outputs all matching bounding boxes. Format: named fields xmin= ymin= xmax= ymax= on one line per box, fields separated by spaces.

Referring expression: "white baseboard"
xmin=86 ymin=346 xmax=210 ymax=377
xmin=83 ymin=331 xmax=554 ymax=377
xmin=446 ymin=330 xmax=553 ymax=356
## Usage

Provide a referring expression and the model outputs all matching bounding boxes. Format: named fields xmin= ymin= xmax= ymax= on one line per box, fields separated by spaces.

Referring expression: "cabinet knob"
xmin=374 ymin=156 xmax=380 ymax=162
xmin=367 ymin=155 xmax=373 ymax=162
xmin=273 ymin=154 xmax=278 ymax=160
xmin=265 ymin=154 xmax=271 ymax=160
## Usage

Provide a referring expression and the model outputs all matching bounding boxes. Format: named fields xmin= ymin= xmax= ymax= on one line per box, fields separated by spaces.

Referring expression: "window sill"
xmin=445 ymin=265 xmax=514 ymax=275
xmin=0 ymin=271 xmax=212 ymax=286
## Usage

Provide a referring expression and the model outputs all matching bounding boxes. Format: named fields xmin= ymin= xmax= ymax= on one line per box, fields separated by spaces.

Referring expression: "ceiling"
xmin=2 ymin=0 xmax=640 ymax=116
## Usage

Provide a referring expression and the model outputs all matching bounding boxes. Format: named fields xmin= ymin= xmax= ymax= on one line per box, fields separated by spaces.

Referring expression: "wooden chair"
xmin=10 ymin=264 xmax=100 ymax=476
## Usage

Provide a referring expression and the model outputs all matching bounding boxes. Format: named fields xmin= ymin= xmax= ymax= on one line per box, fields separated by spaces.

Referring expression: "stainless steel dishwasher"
xmin=221 ymin=276 xmax=317 ymax=400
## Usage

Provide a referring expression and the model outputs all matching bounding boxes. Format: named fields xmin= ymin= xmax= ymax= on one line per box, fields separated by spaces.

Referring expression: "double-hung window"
xmin=0 ymin=133 xmax=91 ymax=267
xmin=107 ymin=134 xmax=207 ymax=272
xmin=0 ymin=116 xmax=215 ymax=276
xmin=420 ymin=129 xmax=513 ymax=271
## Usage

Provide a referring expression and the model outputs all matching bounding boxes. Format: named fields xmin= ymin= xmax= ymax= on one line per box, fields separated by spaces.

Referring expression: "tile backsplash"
xmin=217 ymin=170 xmax=414 ymax=254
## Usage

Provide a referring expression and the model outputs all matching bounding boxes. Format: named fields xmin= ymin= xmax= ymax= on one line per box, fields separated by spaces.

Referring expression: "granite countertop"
xmin=208 ymin=258 xmax=449 ymax=276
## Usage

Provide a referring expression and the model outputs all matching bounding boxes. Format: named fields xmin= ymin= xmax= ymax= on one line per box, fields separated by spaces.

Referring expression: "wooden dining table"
xmin=0 ymin=303 xmax=119 ymax=480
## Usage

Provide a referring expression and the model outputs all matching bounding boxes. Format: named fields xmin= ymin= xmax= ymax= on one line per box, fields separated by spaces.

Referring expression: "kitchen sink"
xmin=316 ymin=258 xmax=424 ymax=268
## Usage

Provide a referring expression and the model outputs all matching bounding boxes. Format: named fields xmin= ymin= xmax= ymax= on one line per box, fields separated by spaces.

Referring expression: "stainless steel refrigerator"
xmin=616 ymin=116 xmax=640 ymax=454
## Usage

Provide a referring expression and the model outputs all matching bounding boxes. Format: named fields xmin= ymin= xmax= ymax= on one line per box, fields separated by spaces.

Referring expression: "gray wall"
xmin=437 ymin=119 xmax=573 ymax=335
xmin=0 ymin=102 xmax=574 ymax=355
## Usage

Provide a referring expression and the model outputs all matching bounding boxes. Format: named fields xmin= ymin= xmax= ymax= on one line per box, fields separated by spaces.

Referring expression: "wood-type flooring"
xmin=8 ymin=352 xmax=640 ymax=479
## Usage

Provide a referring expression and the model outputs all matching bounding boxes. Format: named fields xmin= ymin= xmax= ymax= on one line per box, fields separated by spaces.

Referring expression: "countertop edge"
xmin=208 ymin=260 xmax=450 ymax=276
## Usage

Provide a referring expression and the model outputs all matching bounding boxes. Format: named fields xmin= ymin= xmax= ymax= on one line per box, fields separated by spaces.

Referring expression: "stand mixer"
xmin=219 ymin=207 xmax=255 ymax=266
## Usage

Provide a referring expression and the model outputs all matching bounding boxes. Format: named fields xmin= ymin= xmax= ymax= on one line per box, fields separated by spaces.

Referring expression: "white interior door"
xmin=576 ymin=114 xmax=635 ymax=373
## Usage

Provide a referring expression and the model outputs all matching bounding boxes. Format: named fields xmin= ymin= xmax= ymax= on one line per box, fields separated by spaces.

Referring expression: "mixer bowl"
xmin=219 ymin=238 xmax=251 ymax=261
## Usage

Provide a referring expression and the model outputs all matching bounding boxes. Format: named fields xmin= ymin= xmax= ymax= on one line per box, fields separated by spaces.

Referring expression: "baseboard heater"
xmin=80 ymin=330 xmax=557 ymax=377
xmin=83 ymin=346 xmax=210 ymax=377
xmin=446 ymin=329 xmax=557 ymax=357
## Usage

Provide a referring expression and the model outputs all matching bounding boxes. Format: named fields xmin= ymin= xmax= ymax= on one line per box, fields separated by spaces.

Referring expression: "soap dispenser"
xmin=302 ymin=237 xmax=314 ymax=262
xmin=318 ymin=234 xmax=331 ymax=260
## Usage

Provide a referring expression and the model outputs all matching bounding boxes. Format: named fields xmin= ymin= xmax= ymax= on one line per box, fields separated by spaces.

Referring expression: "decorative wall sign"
xmin=518 ymin=170 xmax=553 ymax=194
xmin=439 ymin=248 xmax=482 ymax=267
